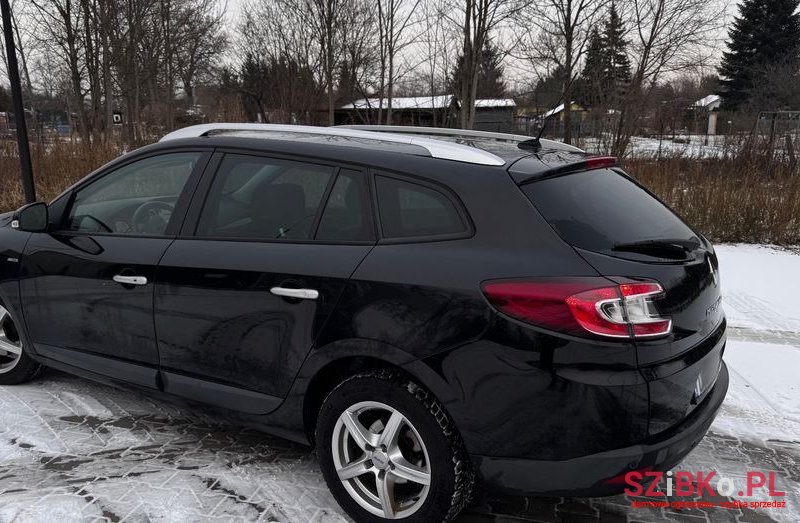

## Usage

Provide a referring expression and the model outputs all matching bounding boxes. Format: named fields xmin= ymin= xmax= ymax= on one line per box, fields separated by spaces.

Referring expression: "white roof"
xmin=342 ymin=96 xmax=515 ymax=110
xmin=542 ymin=103 xmax=566 ymax=118
xmin=693 ymin=94 xmax=722 ymax=109
xmin=342 ymin=95 xmax=453 ymax=110
xmin=474 ymin=98 xmax=516 ymax=108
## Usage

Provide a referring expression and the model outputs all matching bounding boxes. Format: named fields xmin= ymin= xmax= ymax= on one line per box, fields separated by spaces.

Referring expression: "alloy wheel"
xmin=0 ymin=305 xmax=22 ymax=374
xmin=331 ymin=400 xmax=431 ymax=519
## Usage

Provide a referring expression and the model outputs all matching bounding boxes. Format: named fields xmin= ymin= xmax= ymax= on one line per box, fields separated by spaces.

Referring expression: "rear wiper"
xmin=612 ymin=238 xmax=701 ymax=258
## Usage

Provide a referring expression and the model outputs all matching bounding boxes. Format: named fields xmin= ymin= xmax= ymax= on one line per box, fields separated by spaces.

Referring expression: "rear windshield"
xmin=521 ymin=169 xmax=696 ymax=254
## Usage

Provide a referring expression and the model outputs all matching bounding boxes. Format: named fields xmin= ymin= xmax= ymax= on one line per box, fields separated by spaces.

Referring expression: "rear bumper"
xmin=471 ymin=361 xmax=729 ymax=496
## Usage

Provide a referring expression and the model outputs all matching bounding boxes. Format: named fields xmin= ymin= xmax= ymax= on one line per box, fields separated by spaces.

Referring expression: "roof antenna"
xmin=518 ymin=90 xmax=567 ymax=151
xmin=518 ymin=116 xmax=551 ymax=151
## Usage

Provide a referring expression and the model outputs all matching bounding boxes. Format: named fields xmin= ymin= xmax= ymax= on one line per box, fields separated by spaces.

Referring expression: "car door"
xmin=154 ymin=152 xmax=376 ymax=412
xmin=19 ymin=150 xmax=210 ymax=388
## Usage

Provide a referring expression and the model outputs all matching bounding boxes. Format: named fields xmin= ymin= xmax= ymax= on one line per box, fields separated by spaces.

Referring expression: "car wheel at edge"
xmin=316 ymin=370 xmax=474 ymax=522
xmin=0 ymin=303 xmax=42 ymax=385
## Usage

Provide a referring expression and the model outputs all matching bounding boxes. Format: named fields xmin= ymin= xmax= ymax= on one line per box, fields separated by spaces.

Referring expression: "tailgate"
xmin=519 ymin=167 xmax=726 ymax=432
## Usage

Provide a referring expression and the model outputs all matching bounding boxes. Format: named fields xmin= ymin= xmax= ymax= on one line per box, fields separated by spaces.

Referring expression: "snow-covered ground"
xmin=582 ymin=134 xmax=732 ymax=158
xmin=0 ymin=244 xmax=798 ymax=522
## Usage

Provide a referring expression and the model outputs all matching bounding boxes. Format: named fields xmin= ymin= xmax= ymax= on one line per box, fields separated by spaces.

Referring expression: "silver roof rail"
xmin=339 ymin=125 xmax=584 ymax=153
xmin=159 ymin=123 xmax=506 ymax=166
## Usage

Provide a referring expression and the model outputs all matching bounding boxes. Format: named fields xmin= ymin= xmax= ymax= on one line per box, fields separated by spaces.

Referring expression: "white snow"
xmin=717 ymin=244 xmax=800 ymax=333
xmin=693 ymin=94 xmax=722 ymax=109
xmin=342 ymin=95 xmax=515 ymax=110
xmin=713 ymin=243 xmax=800 ymax=441
xmin=474 ymin=98 xmax=516 ymax=108
xmin=341 ymin=94 xmax=453 ymax=110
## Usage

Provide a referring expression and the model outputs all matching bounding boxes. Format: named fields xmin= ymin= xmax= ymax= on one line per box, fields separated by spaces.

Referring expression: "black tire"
xmin=0 ymin=303 xmax=42 ymax=385
xmin=316 ymin=369 xmax=473 ymax=522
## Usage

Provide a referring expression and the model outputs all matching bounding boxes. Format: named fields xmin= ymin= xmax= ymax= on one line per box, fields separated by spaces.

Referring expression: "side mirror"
xmin=12 ymin=202 xmax=49 ymax=232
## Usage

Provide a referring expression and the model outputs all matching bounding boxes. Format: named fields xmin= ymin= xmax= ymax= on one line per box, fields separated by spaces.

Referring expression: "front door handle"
xmin=113 ymin=275 xmax=148 ymax=286
xmin=270 ymin=287 xmax=319 ymax=300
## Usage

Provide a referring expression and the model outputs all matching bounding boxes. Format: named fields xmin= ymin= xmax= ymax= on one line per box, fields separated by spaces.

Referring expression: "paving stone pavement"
xmin=0 ymin=338 xmax=798 ymax=522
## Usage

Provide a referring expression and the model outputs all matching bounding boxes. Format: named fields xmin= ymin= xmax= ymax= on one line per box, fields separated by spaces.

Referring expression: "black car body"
xmin=0 ymin=125 xmax=727 ymax=521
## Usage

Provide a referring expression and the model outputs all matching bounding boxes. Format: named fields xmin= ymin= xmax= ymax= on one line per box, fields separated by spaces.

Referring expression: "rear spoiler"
xmin=508 ymin=153 xmax=617 ymax=185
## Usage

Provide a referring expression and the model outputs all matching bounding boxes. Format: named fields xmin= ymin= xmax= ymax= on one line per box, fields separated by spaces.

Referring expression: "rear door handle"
xmin=113 ymin=275 xmax=148 ymax=286
xmin=270 ymin=287 xmax=319 ymax=300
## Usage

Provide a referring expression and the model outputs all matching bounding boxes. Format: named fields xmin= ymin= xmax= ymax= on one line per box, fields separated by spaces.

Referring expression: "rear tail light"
xmin=482 ymin=278 xmax=671 ymax=340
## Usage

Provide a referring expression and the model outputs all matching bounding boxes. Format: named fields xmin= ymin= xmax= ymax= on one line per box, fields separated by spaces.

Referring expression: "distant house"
xmin=538 ymin=101 xmax=587 ymax=121
xmin=472 ymin=98 xmax=516 ymax=133
xmin=693 ymin=94 xmax=722 ymax=112
xmin=691 ymin=94 xmax=722 ymax=135
xmin=514 ymin=101 xmax=588 ymax=137
xmin=337 ymin=95 xmax=456 ymax=127
xmin=336 ymin=95 xmax=516 ymax=131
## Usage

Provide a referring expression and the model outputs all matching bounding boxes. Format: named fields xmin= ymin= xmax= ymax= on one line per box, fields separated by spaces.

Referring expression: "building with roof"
xmin=690 ymin=94 xmax=722 ymax=135
xmin=336 ymin=96 xmax=516 ymax=132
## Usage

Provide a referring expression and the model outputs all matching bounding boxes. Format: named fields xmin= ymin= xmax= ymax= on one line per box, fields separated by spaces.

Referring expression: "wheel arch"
xmin=302 ymin=355 xmax=418 ymax=444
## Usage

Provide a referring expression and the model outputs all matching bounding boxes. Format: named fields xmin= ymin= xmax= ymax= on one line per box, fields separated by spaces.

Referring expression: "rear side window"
xmin=376 ymin=175 xmax=467 ymax=239
xmin=521 ymin=169 xmax=696 ymax=254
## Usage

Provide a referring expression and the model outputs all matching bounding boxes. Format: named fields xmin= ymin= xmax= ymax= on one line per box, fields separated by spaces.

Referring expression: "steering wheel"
xmin=131 ymin=201 xmax=174 ymax=234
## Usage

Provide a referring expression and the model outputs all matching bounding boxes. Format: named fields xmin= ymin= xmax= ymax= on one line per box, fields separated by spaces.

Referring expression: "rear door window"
xmin=316 ymin=169 xmax=375 ymax=242
xmin=196 ymin=154 xmax=335 ymax=240
xmin=521 ymin=169 xmax=696 ymax=254
xmin=376 ymin=175 xmax=467 ymax=239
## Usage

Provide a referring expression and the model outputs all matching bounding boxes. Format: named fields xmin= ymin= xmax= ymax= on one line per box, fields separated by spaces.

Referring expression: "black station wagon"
xmin=0 ymin=124 xmax=728 ymax=522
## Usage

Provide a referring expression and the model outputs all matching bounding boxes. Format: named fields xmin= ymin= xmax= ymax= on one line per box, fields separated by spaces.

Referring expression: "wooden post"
xmin=1 ymin=0 xmax=35 ymax=203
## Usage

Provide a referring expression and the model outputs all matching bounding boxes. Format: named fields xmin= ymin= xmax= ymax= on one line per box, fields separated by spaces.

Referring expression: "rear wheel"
xmin=0 ymin=303 xmax=41 ymax=384
xmin=316 ymin=370 xmax=473 ymax=522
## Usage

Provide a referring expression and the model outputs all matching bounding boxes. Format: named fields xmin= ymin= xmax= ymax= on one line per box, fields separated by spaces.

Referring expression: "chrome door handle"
xmin=113 ymin=275 xmax=148 ymax=286
xmin=270 ymin=287 xmax=319 ymax=300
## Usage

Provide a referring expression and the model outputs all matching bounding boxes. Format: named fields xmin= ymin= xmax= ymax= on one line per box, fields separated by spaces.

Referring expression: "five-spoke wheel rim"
xmin=332 ymin=401 xmax=431 ymax=519
xmin=0 ymin=305 xmax=22 ymax=374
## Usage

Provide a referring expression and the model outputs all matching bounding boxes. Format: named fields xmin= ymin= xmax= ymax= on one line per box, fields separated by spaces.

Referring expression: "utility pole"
xmin=1 ymin=0 xmax=36 ymax=203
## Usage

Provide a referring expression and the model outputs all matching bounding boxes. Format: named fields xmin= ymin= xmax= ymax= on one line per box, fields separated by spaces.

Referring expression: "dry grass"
xmin=0 ymin=140 xmax=123 ymax=212
xmin=624 ymin=152 xmax=800 ymax=245
xmin=0 ymin=138 xmax=798 ymax=245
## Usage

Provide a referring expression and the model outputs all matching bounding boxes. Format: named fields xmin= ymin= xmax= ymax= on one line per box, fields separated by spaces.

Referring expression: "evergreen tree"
xmin=604 ymin=4 xmax=631 ymax=96
xmin=577 ymin=4 xmax=631 ymax=108
xmin=450 ymin=41 xmax=507 ymax=99
xmin=719 ymin=0 xmax=800 ymax=110
xmin=578 ymin=28 xmax=605 ymax=106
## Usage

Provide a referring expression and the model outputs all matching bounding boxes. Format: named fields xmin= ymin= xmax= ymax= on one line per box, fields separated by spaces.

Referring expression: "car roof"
xmin=159 ymin=124 xmax=585 ymax=167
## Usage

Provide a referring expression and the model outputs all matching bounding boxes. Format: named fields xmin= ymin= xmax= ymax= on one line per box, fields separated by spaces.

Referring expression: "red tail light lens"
xmin=482 ymin=278 xmax=671 ymax=340
xmin=585 ymin=156 xmax=617 ymax=170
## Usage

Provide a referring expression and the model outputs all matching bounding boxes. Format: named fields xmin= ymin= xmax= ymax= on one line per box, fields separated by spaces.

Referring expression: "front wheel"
xmin=0 ymin=303 xmax=42 ymax=385
xmin=316 ymin=370 xmax=473 ymax=522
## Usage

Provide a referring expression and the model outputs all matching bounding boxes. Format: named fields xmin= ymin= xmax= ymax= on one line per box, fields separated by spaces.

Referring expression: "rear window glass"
xmin=521 ymin=169 xmax=696 ymax=253
xmin=376 ymin=175 xmax=466 ymax=239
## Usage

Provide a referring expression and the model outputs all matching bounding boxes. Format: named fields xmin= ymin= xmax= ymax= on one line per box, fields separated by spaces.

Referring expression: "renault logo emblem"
xmin=708 ymin=257 xmax=718 ymax=287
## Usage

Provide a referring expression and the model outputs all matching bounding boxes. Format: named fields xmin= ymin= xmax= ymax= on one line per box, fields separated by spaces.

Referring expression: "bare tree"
xmin=243 ymin=0 xmax=376 ymax=125
xmin=412 ymin=0 xmax=459 ymax=127
xmin=239 ymin=0 xmax=323 ymax=122
xmin=611 ymin=0 xmax=721 ymax=155
xmin=514 ymin=0 xmax=602 ymax=144
xmin=376 ymin=0 xmax=420 ymax=124
xmin=173 ymin=0 xmax=226 ymax=107
xmin=453 ymin=0 xmax=517 ymax=129
xmin=28 ymin=0 xmax=91 ymax=141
